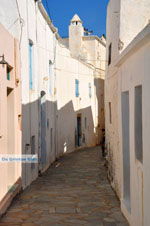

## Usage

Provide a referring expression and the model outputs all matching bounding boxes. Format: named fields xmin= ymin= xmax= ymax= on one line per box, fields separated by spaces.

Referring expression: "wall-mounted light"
xmin=0 ymin=54 xmax=8 ymax=65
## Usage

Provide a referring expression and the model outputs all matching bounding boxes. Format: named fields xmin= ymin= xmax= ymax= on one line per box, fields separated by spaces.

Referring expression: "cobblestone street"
xmin=0 ymin=147 xmax=129 ymax=226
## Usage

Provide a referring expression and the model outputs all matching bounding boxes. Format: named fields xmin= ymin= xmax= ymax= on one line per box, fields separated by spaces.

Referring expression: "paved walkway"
xmin=0 ymin=146 xmax=129 ymax=226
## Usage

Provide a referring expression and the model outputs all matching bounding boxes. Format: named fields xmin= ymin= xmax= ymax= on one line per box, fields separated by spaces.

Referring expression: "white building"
xmin=105 ymin=0 xmax=150 ymax=225
xmin=56 ymin=14 xmax=106 ymax=156
xmin=0 ymin=0 xmax=106 ymax=215
xmin=0 ymin=0 xmax=57 ymax=214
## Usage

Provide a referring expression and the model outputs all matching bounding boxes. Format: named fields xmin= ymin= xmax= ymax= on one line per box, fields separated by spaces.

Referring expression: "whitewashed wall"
xmin=106 ymin=0 xmax=150 ymax=225
xmin=55 ymin=42 xmax=103 ymax=157
xmin=105 ymin=0 xmax=121 ymax=197
xmin=120 ymin=0 xmax=150 ymax=50
xmin=117 ymin=29 xmax=150 ymax=226
xmin=0 ymin=0 xmax=56 ymax=188
xmin=0 ymin=0 xmax=105 ymax=203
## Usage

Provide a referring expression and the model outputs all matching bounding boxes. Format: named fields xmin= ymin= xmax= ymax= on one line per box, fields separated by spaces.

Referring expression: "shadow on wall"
xmin=94 ymin=77 xmax=105 ymax=142
xmin=21 ymin=97 xmax=98 ymax=188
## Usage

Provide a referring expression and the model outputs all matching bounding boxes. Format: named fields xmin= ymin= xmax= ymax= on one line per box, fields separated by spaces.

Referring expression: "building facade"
xmin=105 ymin=0 xmax=150 ymax=225
xmin=0 ymin=24 xmax=21 ymax=216
xmin=56 ymin=15 xmax=106 ymax=156
xmin=0 ymin=0 xmax=106 ymax=216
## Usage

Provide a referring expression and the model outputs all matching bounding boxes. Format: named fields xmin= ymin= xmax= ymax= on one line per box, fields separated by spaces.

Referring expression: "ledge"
xmin=83 ymin=35 xmax=106 ymax=47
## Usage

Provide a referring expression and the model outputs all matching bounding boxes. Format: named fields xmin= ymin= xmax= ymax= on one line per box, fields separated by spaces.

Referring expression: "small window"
xmin=135 ymin=85 xmax=143 ymax=163
xmin=31 ymin=135 xmax=35 ymax=169
xmin=108 ymin=43 xmax=112 ymax=65
xmin=109 ymin=102 xmax=112 ymax=124
xmin=7 ymin=65 xmax=12 ymax=81
xmin=85 ymin=117 xmax=87 ymax=129
xmin=75 ymin=79 xmax=79 ymax=97
xmin=49 ymin=60 xmax=52 ymax=76
xmin=89 ymin=83 xmax=92 ymax=98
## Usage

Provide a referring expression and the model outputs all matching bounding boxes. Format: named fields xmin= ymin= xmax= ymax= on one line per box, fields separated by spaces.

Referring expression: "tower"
xmin=69 ymin=14 xmax=84 ymax=57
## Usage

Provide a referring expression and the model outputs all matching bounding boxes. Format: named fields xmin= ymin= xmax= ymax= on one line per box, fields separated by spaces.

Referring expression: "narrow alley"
xmin=0 ymin=147 xmax=128 ymax=226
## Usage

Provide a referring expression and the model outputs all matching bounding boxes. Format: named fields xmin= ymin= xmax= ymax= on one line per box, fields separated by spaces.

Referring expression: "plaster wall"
xmin=0 ymin=0 xmax=56 ymax=188
xmin=55 ymin=42 xmax=104 ymax=157
xmin=0 ymin=24 xmax=21 ymax=204
xmin=106 ymin=0 xmax=120 ymax=68
xmin=105 ymin=0 xmax=150 ymax=207
xmin=69 ymin=21 xmax=84 ymax=58
xmin=105 ymin=0 xmax=121 ymax=197
xmin=118 ymin=37 xmax=150 ymax=226
xmin=106 ymin=0 xmax=150 ymax=223
xmin=83 ymin=38 xmax=106 ymax=71
xmin=19 ymin=0 xmax=57 ymax=185
xmin=0 ymin=0 xmax=105 ymax=205
xmin=120 ymin=0 xmax=150 ymax=51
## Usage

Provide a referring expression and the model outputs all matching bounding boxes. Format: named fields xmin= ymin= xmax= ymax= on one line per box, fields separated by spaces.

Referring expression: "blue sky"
xmin=42 ymin=0 xmax=109 ymax=38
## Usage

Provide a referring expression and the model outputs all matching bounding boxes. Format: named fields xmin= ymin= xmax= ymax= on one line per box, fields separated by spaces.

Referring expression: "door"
xmin=40 ymin=91 xmax=47 ymax=171
xmin=121 ymin=91 xmax=131 ymax=212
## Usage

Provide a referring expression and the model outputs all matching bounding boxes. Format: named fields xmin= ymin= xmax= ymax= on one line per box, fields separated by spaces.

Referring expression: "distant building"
xmin=61 ymin=14 xmax=106 ymax=75
xmin=56 ymin=14 xmax=106 ymax=155
xmin=105 ymin=0 xmax=150 ymax=225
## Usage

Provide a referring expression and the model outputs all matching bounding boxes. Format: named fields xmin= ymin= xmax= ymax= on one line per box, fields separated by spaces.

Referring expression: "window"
xmin=108 ymin=43 xmax=112 ymax=65
xmin=89 ymin=83 xmax=92 ymax=98
xmin=135 ymin=85 xmax=143 ymax=163
xmin=31 ymin=136 xmax=35 ymax=169
xmin=29 ymin=40 xmax=33 ymax=89
xmin=49 ymin=60 xmax=52 ymax=76
xmin=85 ymin=117 xmax=87 ymax=129
xmin=109 ymin=102 xmax=112 ymax=124
xmin=7 ymin=65 xmax=12 ymax=81
xmin=75 ymin=79 xmax=79 ymax=97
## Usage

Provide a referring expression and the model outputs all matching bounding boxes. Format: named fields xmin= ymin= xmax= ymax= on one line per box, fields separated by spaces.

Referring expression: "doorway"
xmin=40 ymin=91 xmax=47 ymax=170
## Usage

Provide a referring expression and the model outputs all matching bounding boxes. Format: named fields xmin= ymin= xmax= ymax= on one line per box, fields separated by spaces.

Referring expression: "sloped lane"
xmin=0 ymin=146 xmax=129 ymax=226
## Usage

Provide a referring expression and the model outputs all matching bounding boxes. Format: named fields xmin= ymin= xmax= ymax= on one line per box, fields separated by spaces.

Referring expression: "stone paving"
xmin=0 ymin=146 xmax=129 ymax=226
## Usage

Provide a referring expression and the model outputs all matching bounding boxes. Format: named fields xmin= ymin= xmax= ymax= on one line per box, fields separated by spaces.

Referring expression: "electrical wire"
xmin=15 ymin=0 xmax=24 ymax=49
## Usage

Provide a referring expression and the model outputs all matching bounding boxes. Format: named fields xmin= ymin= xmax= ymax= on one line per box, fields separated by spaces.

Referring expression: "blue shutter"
xmin=75 ymin=79 xmax=79 ymax=97
xmin=29 ymin=42 xmax=33 ymax=89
